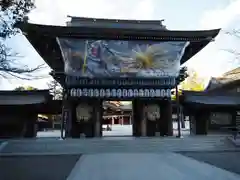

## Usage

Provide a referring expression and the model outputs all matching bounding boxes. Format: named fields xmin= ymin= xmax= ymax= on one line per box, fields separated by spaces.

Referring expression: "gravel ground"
xmin=179 ymin=151 xmax=240 ymax=175
xmin=0 ymin=154 xmax=80 ymax=180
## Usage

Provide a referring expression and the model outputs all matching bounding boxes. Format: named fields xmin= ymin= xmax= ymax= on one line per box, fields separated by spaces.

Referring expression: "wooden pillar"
xmin=159 ymin=100 xmax=172 ymax=136
xmin=236 ymin=110 xmax=240 ymax=127
xmin=132 ymin=99 xmax=141 ymax=136
xmin=159 ymin=102 xmax=164 ymax=136
xmin=141 ymin=106 xmax=147 ymax=136
xmin=70 ymin=101 xmax=80 ymax=138
xmin=190 ymin=115 xmax=196 ymax=135
xmin=194 ymin=109 xmax=209 ymax=135
xmin=24 ymin=114 xmax=37 ymax=138
xmin=166 ymin=100 xmax=173 ymax=136
xmin=83 ymin=101 xmax=94 ymax=138
xmin=111 ymin=117 xmax=114 ymax=125
xmin=64 ymin=100 xmax=72 ymax=138
xmin=93 ymin=99 xmax=103 ymax=137
xmin=155 ymin=101 xmax=163 ymax=137
xmin=180 ymin=105 xmax=185 ymax=128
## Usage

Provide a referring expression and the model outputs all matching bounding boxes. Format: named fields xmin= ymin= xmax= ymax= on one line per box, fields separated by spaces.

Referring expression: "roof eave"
xmin=18 ymin=23 xmax=220 ymax=40
xmin=19 ymin=23 xmax=220 ymax=79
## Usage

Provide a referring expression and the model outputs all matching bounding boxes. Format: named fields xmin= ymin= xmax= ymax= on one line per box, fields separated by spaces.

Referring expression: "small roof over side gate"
xmin=0 ymin=90 xmax=62 ymax=114
xmin=0 ymin=90 xmax=51 ymax=106
xmin=181 ymin=91 xmax=240 ymax=107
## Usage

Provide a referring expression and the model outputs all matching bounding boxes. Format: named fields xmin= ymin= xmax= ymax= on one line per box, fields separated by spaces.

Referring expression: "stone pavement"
xmin=228 ymin=137 xmax=240 ymax=147
xmin=0 ymin=154 xmax=80 ymax=180
xmin=1 ymin=136 xmax=240 ymax=180
xmin=180 ymin=151 xmax=240 ymax=175
xmin=67 ymin=153 xmax=240 ymax=180
xmin=0 ymin=135 xmax=238 ymax=155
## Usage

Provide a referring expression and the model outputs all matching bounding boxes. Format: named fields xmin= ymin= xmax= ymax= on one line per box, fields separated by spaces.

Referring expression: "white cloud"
xmin=129 ymin=0 xmax=154 ymax=20
xmin=28 ymin=0 xmax=155 ymax=25
xmin=187 ymin=0 xmax=240 ymax=78
xmin=199 ymin=0 xmax=240 ymax=29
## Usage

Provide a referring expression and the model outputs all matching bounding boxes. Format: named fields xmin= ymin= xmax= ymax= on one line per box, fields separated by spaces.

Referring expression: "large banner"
xmin=57 ymin=38 xmax=189 ymax=78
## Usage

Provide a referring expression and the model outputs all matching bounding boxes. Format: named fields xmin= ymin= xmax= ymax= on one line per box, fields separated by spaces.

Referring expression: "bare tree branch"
xmin=0 ymin=41 xmax=47 ymax=80
xmin=0 ymin=1 xmax=45 ymax=80
xmin=221 ymin=49 xmax=240 ymax=57
xmin=225 ymin=29 xmax=240 ymax=39
xmin=47 ymin=79 xmax=63 ymax=100
xmin=223 ymin=29 xmax=240 ymax=64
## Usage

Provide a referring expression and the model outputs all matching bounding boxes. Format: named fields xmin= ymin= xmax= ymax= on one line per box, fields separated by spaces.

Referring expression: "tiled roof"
xmin=205 ymin=67 xmax=240 ymax=91
xmin=0 ymin=90 xmax=51 ymax=105
xmin=182 ymin=91 xmax=240 ymax=106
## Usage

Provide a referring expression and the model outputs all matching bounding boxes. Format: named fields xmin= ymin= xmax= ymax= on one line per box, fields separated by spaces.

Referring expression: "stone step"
xmin=1 ymin=136 xmax=236 ymax=154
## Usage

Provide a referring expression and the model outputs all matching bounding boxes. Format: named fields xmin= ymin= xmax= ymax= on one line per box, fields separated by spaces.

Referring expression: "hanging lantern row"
xmin=65 ymin=76 xmax=176 ymax=86
xmin=69 ymin=88 xmax=171 ymax=98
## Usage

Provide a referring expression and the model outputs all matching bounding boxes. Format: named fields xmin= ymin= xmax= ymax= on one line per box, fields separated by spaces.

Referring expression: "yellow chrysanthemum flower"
xmin=134 ymin=45 xmax=154 ymax=69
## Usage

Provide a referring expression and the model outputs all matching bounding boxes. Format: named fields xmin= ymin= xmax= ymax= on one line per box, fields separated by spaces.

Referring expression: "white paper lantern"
xmin=105 ymin=89 xmax=111 ymax=97
xmin=77 ymin=89 xmax=82 ymax=97
xmin=128 ymin=89 xmax=133 ymax=97
xmin=122 ymin=89 xmax=128 ymax=97
xmin=70 ymin=88 xmax=76 ymax=97
xmin=133 ymin=89 xmax=138 ymax=97
xmin=94 ymin=89 xmax=99 ymax=97
xmin=117 ymin=89 xmax=122 ymax=97
xmin=166 ymin=89 xmax=171 ymax=97
xmin=161 ymin=89 xmax=166 ymax=97
xmin=150 ymin=89 xmax=155 ymax=97
xmin=155 ymin=89 xmax=161 ymax=97
xmin=144 ymin=89 xmax=150 ymax=97
xmin=100 ymin=89 xmax=105 ymax=97
xmin=139 ymin=89 xmax=144 ymax=97
xmin=82 ymin=88 xmax=88 ymax=96
xmin=89 ymin=89 xmax=94 ymax=97
xmin=144 ymin=104 xmax=160 ymax=121
xmin=76 ymin=103 xmax=93 ymax=122
xmin=111 ymin=89 xmax=117 ymax=97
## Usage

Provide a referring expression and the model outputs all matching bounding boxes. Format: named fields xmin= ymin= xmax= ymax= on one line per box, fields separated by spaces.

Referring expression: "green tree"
xmin=14 ymin=85 xmax=37 ymax=90
xmin=171 ymin=69 xmax=205 ymax=100
xmin=176 ymin=66 xmax=189 ymax=85
xmin=180 ymin=70 xmax=205 ymax=91
xmin=171 ymin=66 xmax=188 ymax=100
xmin=14 ymin=86 xmax=25 ymax=91
xmin=0 ymin=0 xmax=45 ymax=79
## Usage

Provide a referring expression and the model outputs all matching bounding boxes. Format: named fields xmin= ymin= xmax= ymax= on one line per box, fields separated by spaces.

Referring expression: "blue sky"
xmin=1 ymin=0 xmax=240 ymax=90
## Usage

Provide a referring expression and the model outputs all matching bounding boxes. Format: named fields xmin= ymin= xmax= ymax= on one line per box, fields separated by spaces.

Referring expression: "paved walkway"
xmin=1 ymin=136 xmax=240 ymax=180
xmin=67 ymin=153 xmax=240 ymax=180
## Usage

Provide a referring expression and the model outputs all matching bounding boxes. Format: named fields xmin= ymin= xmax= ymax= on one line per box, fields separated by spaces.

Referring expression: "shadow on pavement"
xmin=179 ymin=151 xmax=240 ymax=175
xmin=0 ymin=154 xmax=81 ymax=180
